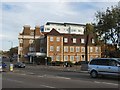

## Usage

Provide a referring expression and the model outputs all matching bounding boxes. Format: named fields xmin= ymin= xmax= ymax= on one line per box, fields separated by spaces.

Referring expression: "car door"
xmin=96 ymin=59 xmax=110 ymax=74
xmin=108 ymin=59 xmax=119 ymax=75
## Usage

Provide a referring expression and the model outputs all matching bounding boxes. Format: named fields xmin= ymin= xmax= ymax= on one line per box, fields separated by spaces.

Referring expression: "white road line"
xmin=102 ymin=82 xmax=118 ymax=86
xmin=40 ymin=84 xmax=55 ymax=88
xmin=29 ymin=73 xmax=35 ymax=74
xmin=94 ymin=81 xmax=101 ymax=83
xmin=94 ymin=81 xmax=118 ymax=86
xmin=37 ymin=75 xmax=44 ymax=78
xmin=55 ymin=76 xmax=71 ymax=80
xmin=38 ymin=74 xmax=71 ymax=80
xmin=5 ymin=78 xmax=23 ymax=83
xmin=20 ymin=74 xmax=26 ymax=75
xmin=37 ymin=75 xmax=71 ymax=80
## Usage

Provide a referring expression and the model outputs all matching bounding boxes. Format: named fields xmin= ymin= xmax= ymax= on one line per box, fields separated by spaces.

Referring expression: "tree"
xmin=95 ymin=5 xmax=120 ymax=51
xmin=84 ymin=23 xmax=94 ymax=63
xmin=8 ymin=47 xmax=18 ymax=57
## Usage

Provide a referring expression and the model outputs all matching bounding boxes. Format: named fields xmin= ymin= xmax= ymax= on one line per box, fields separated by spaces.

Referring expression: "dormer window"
xmin=73 ymin=38 xmax=76 ymax=43
xmin=64 ymin=38 xmax=68 ymax=43
xmin=81 ymin=39 xmax=84 ymax=43
xmin=92 ymin=39 xmax=95 ymax=44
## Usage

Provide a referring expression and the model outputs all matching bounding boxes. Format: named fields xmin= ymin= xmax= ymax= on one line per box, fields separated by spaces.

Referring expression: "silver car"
xmin=88 ymin=58 xmax=120 ymax=78
xmin=0 ymin=64 xmax=2 ymax=72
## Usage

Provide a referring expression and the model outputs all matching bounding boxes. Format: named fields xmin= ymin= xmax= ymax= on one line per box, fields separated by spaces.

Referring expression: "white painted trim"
xmin=18 ymin=35 xmax=41 ymax=39
xmin=47 ymin=36 xmax=49 ymax=57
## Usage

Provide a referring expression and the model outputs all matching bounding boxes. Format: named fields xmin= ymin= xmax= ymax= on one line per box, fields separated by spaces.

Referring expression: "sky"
xmin=0 ymin=0 xmax=119 ymax=51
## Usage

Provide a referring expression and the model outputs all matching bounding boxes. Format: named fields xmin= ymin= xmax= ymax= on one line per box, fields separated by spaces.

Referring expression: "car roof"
xmin=90 ymin=58 xmax=120 ymax=61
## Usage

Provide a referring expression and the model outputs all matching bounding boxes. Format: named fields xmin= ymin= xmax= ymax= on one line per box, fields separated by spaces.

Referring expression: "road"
xmin=2 ymin=58 xmax=120 ymax=89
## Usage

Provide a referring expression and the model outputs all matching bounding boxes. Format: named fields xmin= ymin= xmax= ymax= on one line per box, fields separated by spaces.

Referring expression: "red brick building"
xmin=18 ymin=25 xmax=101 ymax=63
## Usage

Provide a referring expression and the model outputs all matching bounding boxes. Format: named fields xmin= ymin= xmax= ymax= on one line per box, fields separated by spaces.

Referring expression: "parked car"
xmin=2 ymin=62 xmax=7 ymax=68
xmin=0 ymin=64 xmax=2 ymax=72
xmin=88 ymin=58 xmax=120 ymax=78
xmin=14 ymin=62 xmax=25 ymax=68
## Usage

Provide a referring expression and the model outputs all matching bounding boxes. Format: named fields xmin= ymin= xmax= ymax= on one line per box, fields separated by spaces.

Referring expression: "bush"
xmin=74 ymin=61 xmax=83 ymax=65
xmin=63 ymin=61 xmax=73 ymax=67
xmin=50 ymin=61 xmax=63 ymax=66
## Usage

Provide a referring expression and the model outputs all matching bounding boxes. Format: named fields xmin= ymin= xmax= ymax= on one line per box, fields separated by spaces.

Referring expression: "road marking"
xmin=94 ymin=81 xmax=101 ymax=83
xmin=20 ymin=74 xmax=26 ymax=75
xmin=38 ymin=75 xmax=44 ymax=78
xmin=102 ymin=82 xmax=118 ymax=86
xmin=55 ymin=76 xmax=71 ymax=80
xmin=5 ymin=78 xmax=23 ymax=83
xmin=37 ymin=75 xmax=71 ymax=80
xmin=94 ymin=81 xmax=118 ymax=86
xmin=40 ymin=84 xmax=55 ymax=88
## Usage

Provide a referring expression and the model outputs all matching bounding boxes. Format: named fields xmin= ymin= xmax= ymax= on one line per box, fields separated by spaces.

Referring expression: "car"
xmin=88 ymin=58 xmax=120 ymax=78
xmin=0 ymin=64 xmax=2 ymax=72
xmin=14 ymin=62 xmax=25 ymax=68
xmin=2 ymin=62 xmax=7 ymax=68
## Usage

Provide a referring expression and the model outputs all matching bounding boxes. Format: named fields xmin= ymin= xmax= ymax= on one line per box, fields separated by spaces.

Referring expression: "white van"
xmin=88 ymin=58 xmax=120 ymax=78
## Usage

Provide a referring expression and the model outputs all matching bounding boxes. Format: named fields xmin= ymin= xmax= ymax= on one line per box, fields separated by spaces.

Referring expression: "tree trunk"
xmin=85 ymin=35 xmax=89 ymax=63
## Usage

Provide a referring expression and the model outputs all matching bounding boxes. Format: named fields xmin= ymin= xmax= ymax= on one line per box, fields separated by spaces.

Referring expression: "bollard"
xmin=10 ymin=64 xmax=13 ymax=72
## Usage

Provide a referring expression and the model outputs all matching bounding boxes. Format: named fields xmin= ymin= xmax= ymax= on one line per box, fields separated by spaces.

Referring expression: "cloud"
xmin=1 ymin=2 xmax=118 ymax=51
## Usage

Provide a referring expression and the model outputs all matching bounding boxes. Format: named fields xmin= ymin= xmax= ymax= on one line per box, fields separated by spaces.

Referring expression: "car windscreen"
xmin=117 ymin=59 xmax=120 ymax=64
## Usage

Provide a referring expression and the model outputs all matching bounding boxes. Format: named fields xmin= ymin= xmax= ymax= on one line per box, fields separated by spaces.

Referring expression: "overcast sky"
xmin=0 ymin=0 xmax=118 ymax=51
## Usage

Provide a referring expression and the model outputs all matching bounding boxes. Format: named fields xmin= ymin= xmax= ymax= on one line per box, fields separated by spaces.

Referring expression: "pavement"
xmin=2 ymin=63 xmax=88 ymax=74
xmin=25 ymin=64 xmax=88 ymax=73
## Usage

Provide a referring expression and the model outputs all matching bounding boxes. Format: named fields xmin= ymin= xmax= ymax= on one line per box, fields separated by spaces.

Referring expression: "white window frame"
xmin=46 ymin=28 xmax=50 ymax=31
xmin=70 ymin=56 xmax=74 ymax=61
xmin=81 ymin=47 xmax=85 ymax=52
xmin=56 ymin=37 xmax=60 ymax=42
xmin=76 ymin=47 xmax=80 ymax=52
xmin=70 ymin=47 xmax=74 ymax=52
xmin=64 ymin=38 xmax=68 ymax=43
xmin=64 ymin=46 xmax=68 ymax=52
xmin=90 ymin=47 xmax=93 ymax=52
xmin=50 ymin=46 xmax=54 ymax=51
xmin=73 ymin=38 xmax=76 ymax=43
xmin=92 ymin=39 xmax=95 ymax=44
xmin=95 ymin=47 xmax=99 ymax=52
xmin=56 ymin=56 xmax=60 ymax=61
xmin=57 ymin=46 xmax=60 ymax=52
xmin=50 ymin=37 xmax=53 ymax=42
xmin=64 ymin=56 xmax=68 ymax=61
xmin=81 ymin=39 xmax=85 ymax=43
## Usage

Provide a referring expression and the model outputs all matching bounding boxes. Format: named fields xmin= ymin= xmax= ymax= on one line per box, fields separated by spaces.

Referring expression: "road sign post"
xmin=10 ymin=64 xmax=13 ymax=72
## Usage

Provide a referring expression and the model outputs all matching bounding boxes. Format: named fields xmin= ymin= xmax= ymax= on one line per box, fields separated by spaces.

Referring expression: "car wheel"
xmin=90 ymin=70 xmax=97 ymax=78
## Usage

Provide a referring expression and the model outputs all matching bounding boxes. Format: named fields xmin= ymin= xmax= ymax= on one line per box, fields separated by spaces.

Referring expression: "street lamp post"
xmin=45 ymin=57 xmax=47 ymax=66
